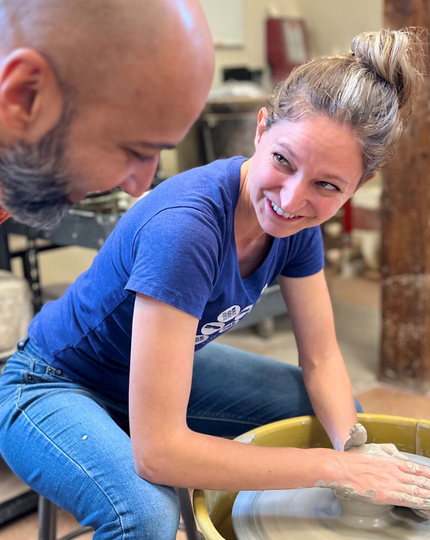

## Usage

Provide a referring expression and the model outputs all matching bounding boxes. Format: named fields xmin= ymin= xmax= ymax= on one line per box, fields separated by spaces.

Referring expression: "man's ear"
xmin=0 ymin=48 xmax=63 ymax=142
xmin=254 ymin=107 xmax=268 ymax=147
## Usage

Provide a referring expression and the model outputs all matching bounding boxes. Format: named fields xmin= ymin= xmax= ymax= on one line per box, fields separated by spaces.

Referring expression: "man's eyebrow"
xmin=128 ymin=140 xmax=176 ymax=150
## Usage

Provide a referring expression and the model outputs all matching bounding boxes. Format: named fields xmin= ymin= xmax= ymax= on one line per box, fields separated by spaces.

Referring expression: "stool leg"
xmin=38 ymin=496 xmax=57 ymax=540
xmin=176 ymin=488 xmax=203 ymax=540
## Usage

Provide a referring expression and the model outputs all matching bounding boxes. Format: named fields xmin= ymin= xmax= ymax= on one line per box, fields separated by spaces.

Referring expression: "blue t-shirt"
xmin=29 ymin=157 xmax=324 ymax=403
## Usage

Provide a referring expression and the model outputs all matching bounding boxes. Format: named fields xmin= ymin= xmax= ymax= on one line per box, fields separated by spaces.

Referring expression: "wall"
xmin=208 ymin=0 xmax=383 ymax=86
xmin=298 ymin=0 xmax=383 ymax=57
xmin=210 ymin=0 xmax=302 ymax=87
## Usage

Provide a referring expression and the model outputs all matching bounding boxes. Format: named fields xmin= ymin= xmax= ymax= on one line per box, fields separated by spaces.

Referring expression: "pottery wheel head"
xmin=233 ymin=489 xmax=430 ymax=540
xmin=335 ymin=496 xmax=396 ymax=529
xmin=232 ymin=453 xmax=430 ymax=540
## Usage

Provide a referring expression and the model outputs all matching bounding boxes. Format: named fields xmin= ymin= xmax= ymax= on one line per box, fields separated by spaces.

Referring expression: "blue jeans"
xmin=0 ymin=338 xmax=360 ymax=540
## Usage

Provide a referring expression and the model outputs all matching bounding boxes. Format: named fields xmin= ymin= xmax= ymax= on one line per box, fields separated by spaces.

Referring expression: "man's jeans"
xmin=0 ymin=338 xmax=360 ymax=540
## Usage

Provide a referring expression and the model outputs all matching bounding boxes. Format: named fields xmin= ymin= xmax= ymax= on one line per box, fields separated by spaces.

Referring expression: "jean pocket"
xmin=15 ymin=340 xmax=74 ymax=385
xmin=24 ymin=358 xmax=74 ymax=385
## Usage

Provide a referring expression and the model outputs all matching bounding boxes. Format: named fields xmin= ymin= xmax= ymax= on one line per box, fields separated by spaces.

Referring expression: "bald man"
xmin=0 ymin=0 xmax=214 ymax=228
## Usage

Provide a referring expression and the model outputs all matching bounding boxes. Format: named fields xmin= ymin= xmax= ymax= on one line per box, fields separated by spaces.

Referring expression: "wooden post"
xmin=380 ymin=0 xmax=430 ymax=391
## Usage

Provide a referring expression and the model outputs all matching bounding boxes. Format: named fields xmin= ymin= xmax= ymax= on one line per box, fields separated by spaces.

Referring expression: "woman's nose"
xmin=120 ymin=159 xmax=159 ymax=198
xmin=279 ymin=177 xmax=307 ymax=212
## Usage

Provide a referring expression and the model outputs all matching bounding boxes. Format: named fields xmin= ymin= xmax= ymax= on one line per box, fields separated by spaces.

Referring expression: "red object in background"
xmin=267 ymin=18 xmax=290 ymax=82
xmin=267 ymin=18 xmax=311 ymax=82
xmin=342 ymin=199 xmax=353 ymax=247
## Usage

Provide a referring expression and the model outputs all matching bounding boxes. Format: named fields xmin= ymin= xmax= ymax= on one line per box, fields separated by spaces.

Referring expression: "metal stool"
xmin=38 ymin=489 xmax=203 ymax=540
xmin=38 ymin=496 xmax=92 ymax=540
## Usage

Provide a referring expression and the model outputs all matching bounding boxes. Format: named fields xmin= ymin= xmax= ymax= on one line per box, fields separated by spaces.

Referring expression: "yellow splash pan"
xmin=193 ymin=413 xmax=430 ymax=540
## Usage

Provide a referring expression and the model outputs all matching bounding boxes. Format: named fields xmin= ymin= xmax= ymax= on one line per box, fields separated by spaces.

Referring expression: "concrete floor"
xmin=2 ymin=272 xmax=430 ymax=540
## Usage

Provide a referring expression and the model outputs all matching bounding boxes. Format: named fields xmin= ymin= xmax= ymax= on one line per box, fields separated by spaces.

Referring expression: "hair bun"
xmin=351 ymin=27 xmax=427 ymax=110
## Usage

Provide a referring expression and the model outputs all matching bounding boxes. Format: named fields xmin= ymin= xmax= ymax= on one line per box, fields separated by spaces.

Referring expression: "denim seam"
xmin=17 ymin=382 xmax=24 ymax=405
xmin=16 ymin=402 xmax=126 ymax=538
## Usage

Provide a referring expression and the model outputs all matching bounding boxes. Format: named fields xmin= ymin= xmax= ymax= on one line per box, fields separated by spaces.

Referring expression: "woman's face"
xmin=247 ymin=110 xmax=364 ymax=238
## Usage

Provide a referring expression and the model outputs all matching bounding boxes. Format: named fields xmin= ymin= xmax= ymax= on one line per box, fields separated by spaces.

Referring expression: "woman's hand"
xmin=325 ymin=443 xmax=430 ymax=512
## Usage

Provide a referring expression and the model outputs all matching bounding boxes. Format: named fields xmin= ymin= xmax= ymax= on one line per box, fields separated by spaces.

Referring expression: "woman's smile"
xmin=266 ymin=197 xmax=305 ymax=222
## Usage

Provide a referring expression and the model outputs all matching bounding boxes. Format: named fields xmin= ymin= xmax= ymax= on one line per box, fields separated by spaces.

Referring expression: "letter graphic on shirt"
xmin=219 ymin=321 xmax=239 ymax=333
xmin=234 ymin=304 xmax=254 ymax=321
xmin=195 ymin=335 xmax=209 ymax=345
xmin=195 ymin=305 xmax=255 ymax=345
xmin=217 ymin=305 xmax=241 ymax=323
xmin=201 ymin=322 xmax=226 ymax=335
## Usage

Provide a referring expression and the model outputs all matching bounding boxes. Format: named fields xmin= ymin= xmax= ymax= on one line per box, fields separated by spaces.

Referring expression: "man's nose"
xmin=120 ymin=159 xmax=159 ymax=198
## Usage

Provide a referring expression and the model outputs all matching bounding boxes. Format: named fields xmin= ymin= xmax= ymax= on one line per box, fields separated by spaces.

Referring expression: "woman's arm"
xmin=129 ymin=292 xmax=331 ymax=490
xmin=278 ymin=270 xmax=357 ymax=451
xmin=129 ymin=293 xmax=430 ymax=511
xmin=129 ymin=293 xmax=331 ymax=490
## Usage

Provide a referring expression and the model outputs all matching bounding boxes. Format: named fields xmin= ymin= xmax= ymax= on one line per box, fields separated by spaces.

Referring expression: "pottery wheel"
xmin=232 ymin=453 xmax=430 ymax=540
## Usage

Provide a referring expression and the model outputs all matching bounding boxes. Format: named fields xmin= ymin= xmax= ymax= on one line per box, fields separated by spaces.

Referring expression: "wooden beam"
xmin=380 ymin=0 xmax=430 ymax=391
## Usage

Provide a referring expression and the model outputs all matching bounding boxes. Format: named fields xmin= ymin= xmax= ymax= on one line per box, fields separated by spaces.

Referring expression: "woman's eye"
xmin=318 ymin=181 xmax=339 ymax=192
xmin=274 ymin=153 xmax=290 ymax=166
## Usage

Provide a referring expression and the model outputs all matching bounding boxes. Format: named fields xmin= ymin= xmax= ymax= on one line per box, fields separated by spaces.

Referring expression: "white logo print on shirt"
xmin=201 ymin=322 xmax=226 ymax=335
xmin=234 ymin=304 xmax=254 ymax=321
xmin=217 ymin=305 xmax=241 ymax=322
xmin=195 ymin=335 xmax=209 ymax=345
xmin=195 ymin=304 xmax=255 ymax=345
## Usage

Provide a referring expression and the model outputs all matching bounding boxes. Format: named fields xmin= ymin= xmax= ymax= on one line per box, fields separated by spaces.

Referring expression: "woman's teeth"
xmin=271 ymin=201 xmax=297 ymax=219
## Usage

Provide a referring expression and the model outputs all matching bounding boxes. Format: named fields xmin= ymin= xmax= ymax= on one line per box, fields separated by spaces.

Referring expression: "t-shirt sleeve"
xmin=281 ymin=226 xmax=324 ymax=278
xmin=125 ymin=207 xmax=222 ymax=319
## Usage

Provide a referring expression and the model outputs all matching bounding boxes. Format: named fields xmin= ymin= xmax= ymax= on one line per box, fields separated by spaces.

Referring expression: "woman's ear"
xmin=254 ymin=107 xmax=268 ymax=147
xmin=0 ymin=48 xmax=63 ymax=142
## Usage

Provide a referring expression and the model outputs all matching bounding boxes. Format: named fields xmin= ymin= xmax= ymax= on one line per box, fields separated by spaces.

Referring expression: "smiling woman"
xmin=237 ymin=113 xmax=363 ymax=243
xmin=0 ymin=27 xmax=428 ymax=540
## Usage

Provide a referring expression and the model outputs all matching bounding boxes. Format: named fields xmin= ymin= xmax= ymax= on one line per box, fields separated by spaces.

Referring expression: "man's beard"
xmin=0 ymin=105 xmax=77 ymax=230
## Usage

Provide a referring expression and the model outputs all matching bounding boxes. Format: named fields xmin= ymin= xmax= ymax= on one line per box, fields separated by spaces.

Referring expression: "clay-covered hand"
xmin=343 ymin=423 xmax=367 ymax=451
xmin=323 ymin=443 xmax=430 ymax=516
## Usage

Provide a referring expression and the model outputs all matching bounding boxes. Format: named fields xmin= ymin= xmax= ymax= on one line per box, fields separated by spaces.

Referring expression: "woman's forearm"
xmin=135 ymin=427 xmax=335 ymax=491
xmin=302 ymin=352 xmax=358 ymax=451
xmin=133 ymin=416 xmax=430 ymax=513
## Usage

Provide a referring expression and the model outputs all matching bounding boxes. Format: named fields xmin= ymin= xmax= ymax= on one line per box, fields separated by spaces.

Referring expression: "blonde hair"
xmin=266 ymin=28 xmax=427 ymax=184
